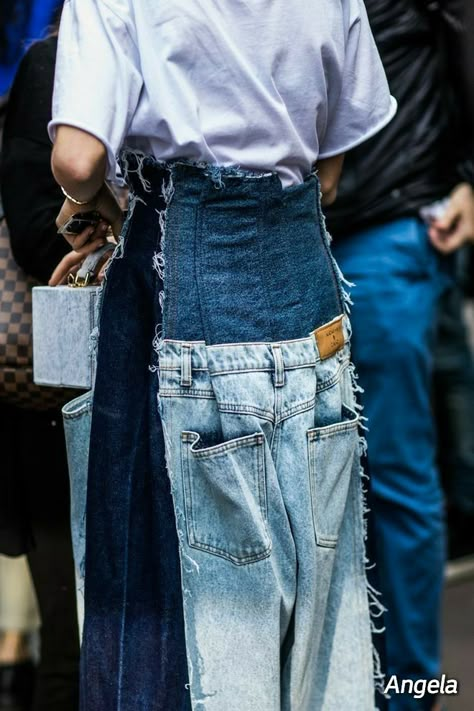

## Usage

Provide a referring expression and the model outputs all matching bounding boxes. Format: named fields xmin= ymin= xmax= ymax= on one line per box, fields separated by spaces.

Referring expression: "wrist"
xmin=61 ymin=184 xmax=102 ymax=208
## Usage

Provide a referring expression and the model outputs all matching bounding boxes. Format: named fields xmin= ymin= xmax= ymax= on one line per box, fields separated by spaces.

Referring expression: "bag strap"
xmin=69 ymin=242 xmax=115 ymax=288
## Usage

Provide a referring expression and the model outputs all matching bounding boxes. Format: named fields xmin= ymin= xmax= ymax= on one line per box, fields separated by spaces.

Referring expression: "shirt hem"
xmin=318 ymin=96 xmax=398 ymax=160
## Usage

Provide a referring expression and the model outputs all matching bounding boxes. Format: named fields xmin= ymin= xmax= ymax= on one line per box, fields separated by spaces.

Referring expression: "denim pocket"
xmin=307 ymin=406 xmax=359 ymax=548
xmin=181 ymin=431 xmax=272 ymax=565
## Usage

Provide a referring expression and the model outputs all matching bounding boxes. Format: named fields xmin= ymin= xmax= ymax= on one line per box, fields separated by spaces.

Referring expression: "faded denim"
xmin=151 ymin=160 xmax=379 ymax=709
xmin=33 ymin=286 xmax=98 ymax=389
xmin=158 ymin=333 xmax=374 ymax=710
xmin=71 ymin=155 xmax=381 ymax=710
xmin=62 ymin=390 xmax=93 ymax=635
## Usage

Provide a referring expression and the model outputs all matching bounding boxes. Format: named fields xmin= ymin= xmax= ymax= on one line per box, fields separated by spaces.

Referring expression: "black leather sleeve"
xmin=438 ymin=0 xmax=474 ymax=182
xmin=0 ymin=37 xmax=70 ymax=284
xmin=326 ymin=0 xmax=472 ymax=237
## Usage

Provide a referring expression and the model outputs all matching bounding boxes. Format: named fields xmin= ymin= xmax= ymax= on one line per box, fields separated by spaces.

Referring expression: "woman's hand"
xmin=49 ymin=226 xmax=114 ymax=286
xmin=56 ymin=183 xmax=124 ymax=250
xmin=52 ymin=126 xmax=124 ymax=245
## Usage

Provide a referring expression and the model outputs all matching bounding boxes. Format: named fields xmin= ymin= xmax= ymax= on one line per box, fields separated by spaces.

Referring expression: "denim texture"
xmin=33 ymin=286 xmax=98 ymax=389
xmin=434 ymin=283 xmax=474 ymax=516
xmin=73 ymin=155 xmax=379 ymax=710
xmin=161 ymin=163 xmax=344 ymax=343
xmin=62 ymin=391 xmax=93 ymax=635
xmin=78 ymin=179 xmax=191 ymax=711
xmin=152 ymin=160 xmax=377 ymax=709
xmin=158 ymin=335 xmax=375 ymax=710
xmin=333 ymin=218 xmax=453 ymax=711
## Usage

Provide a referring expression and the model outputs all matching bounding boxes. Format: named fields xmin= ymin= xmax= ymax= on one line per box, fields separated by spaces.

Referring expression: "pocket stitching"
xmin=182 ymin=431 xmax=264 ymax=457
xmin=307 ymin=411 xmax=358 ymax=549
xmin=182 ymin=434 xmax=271 ymax=565
xmin=307 ymin=407 xmax=359 ymax=441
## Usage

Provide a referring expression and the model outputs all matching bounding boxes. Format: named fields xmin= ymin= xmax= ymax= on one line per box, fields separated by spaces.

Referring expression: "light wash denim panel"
xmin=62 ymin=390 xmax=93 ymax=636
xmin=158 ymin=332 xmax=373 ymax=710
xmin=145 ymin=159 xmax=378 ymax=710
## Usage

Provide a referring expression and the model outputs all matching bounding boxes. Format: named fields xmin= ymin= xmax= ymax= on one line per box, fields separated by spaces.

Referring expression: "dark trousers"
xmin=0 ymin=404 xmax=80 ymax=711
xmin=434 ymin=284 xmax=474 ymax=558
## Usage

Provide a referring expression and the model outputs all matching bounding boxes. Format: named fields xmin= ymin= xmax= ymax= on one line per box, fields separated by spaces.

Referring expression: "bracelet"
xmin=60 ymin=185 xmax=99 ymax=206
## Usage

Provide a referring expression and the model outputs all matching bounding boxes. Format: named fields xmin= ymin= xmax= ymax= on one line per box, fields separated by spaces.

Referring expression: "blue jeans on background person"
xmin=75 ymin=156 xmax=381 ymax=710
xmin=332 ymin=217 xmax=453 ymax=711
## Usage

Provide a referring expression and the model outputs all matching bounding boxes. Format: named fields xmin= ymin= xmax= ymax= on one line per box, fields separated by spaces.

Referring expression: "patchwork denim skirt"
xmin=68 ymin=156 xmax=381 ymax=711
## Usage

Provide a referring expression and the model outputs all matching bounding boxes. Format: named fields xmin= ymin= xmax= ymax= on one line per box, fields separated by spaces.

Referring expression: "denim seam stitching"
xmin=307 ymin=416 xmax=359 ymax=441
xmin=159 ymin=389 xmax=215 ymax=398
xmin=217 ymin=403 xmax=275 ymax=419
xmin=194 ymin=201 xmax=212 ymax=344
xmin=182 ymin=437 xmax=271 ymax=565
xmin=277 ymin=399 xmax=316 ymax=423
xmin=316 ymin=186 xmax=345 ymax=315
xmin=183 ymin=433 xmax=264 ymax=456
xmin=315 ymin=361 xmax=350 ymax=394
xmin=257 ymin=199 xmax=276 ymax=340
xmin=307 ymin=432 xmax=349 ymax=549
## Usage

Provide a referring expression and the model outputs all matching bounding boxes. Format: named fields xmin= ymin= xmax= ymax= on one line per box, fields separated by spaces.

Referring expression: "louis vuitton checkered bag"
xmin=0 ymin=218 xmax=74 ymax=411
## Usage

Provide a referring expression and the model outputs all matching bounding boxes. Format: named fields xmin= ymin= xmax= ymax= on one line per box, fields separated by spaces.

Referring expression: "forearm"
xmin=52 ymin=125 xmax=123 ymax=241
xmin=316 ymin=154 xmax=345 ymax=206
xmin=51 ymin=125 xmax=108 ymax=201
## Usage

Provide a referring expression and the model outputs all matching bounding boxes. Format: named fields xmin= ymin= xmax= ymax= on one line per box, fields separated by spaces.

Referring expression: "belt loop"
xmin=272 ymin=344 xmax=285 ymax=388
xmin=180 ymin=344 xmax=192 ymax=388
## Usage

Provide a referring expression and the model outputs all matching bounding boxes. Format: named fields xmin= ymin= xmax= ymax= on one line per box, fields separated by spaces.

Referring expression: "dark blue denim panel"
xmin=81 ymin=190 xmax=190 ymax=711
xmin=164 ymin=164 xmax=343 ymax=344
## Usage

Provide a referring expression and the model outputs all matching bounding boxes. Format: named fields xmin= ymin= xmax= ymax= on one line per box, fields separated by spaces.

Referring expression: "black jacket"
xmin=0 ymin=37 xmax=69 ymax=283
xmin=326 ymin=0 xmax=473 ymax=236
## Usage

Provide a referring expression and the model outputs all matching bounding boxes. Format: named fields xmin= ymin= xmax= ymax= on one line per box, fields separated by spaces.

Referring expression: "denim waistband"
xmin=121 ymin=150 xmax=345 ymax=345
xmin=158 ymin=315 xmax=351 ymax=374
xmin=120 ymin=151 xmax=309 ymax=204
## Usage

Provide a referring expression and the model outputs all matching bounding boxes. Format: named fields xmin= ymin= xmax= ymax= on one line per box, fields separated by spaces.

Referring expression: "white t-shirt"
xmin=49 ymin=0 xmax=396 ymax=187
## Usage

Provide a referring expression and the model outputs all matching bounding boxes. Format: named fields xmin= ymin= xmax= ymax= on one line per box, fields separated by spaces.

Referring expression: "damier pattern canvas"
xmin=0 ymin=219 xmax=77 ymax=411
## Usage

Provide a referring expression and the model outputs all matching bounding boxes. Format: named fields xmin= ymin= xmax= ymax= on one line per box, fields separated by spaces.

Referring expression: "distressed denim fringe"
xmin=317 ymin=183 xmax=389 ymax=704
xmin=120 ymin=152 xmax=388 ymax=707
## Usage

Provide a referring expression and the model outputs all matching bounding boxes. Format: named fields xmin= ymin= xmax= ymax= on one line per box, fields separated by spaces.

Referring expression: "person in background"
xmin=0 ymin=0 xmax=63 ymax=97
xmin=432 ymin=221 xmax=474 ymax=560
xmin=326 ymin=1 xmax=473 ymax=709
xmin=467 ymin=0 xmax=474 ymax=121
xmin=0 ymin=556 xmax=39 ymax=711
xmin=0 ymin=21 xmax=104 ymax=710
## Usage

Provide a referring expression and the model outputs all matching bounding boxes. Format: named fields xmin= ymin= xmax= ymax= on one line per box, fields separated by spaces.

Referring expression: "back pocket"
xmin=307 ymin=406 xmax=359 ymax=548
xmin=181 ymin=431 xmax=271 ymax=565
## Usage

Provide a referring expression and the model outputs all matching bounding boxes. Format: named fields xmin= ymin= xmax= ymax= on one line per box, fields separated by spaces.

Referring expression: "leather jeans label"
xmin=313 ymin=316 xmax=345 ymax=360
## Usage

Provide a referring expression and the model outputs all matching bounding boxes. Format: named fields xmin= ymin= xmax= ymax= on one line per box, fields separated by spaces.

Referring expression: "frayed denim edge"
xmin=118 ymin=154 xmax=213 ymax=707
xmin=86 ymin=188 xmax=142 ymax=711
xmin=119 ymin=151 xmax=389 ymax=708
xmin=317 ymin=182 xmax=389 ymax=707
